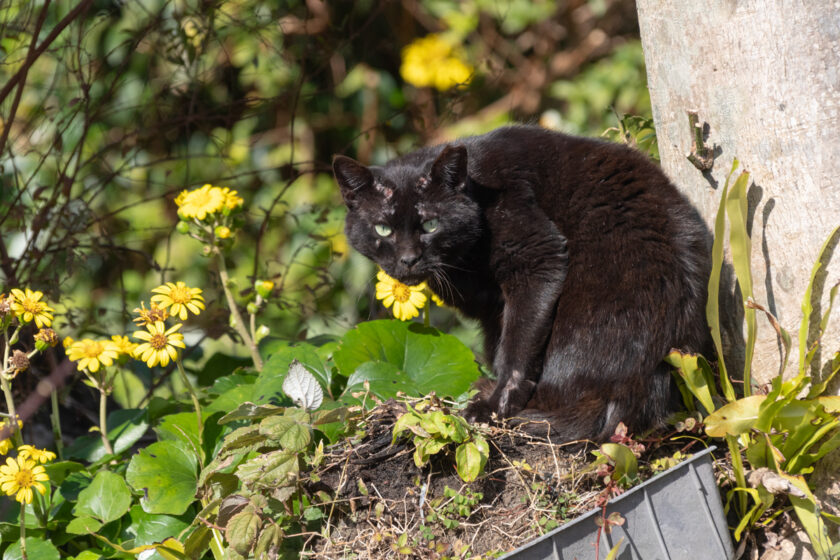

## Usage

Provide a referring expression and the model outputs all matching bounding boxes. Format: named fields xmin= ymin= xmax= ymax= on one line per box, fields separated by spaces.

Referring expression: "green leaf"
xmin=454 ymin=441 xmax=486 ymax=482
xmin=725 ymin=169 xmax=756 ymax=395
xmin=600 ymin=443 xmax=639 ymax=486
xmin=75 ymin=470 xmax=132 ymax=524
xmin=126 ymin=440 xmax=199 ymax=515
xmin=799 ymin=225 xmax=840 ymax=375
xmin=259 ymin=415 xmax=312 ymax=452
xmin=65 ymin=408 xmax=150 ymax=462
xmin=66 ymin=515 xmax=103 ymax=535
xmin=155 ymin=412 xmax=202 ymax=455
xmin=706 ymin=160 xmax=738 ymax=402
xmin=218 ymin=425 xmax=266 ymax=457
xmin=42 ymin=460 xmax=85 ymax=486
xmin=124 ymin=504 xmax=192 ymax=549
xmin=334 ymin=321 xmax=480 ymax=399
xmin=2 ymin=538 xmax=60 ymax=560
xmin=705 ymin=395 xmax=765 ymax=437
xmin=343 ymin=361 xmax=417 ymax=401
xmin=226 ymin=510 xmax=260 ymax=556
xmin=257 ymin=342 xmax=335 ymax=402
xmin=665 ymin=351 xmax=718 ymax=414
xmin=236 ymin=450 xmax=298 ymax=489
xmin=218 ymin=402 xmax=283 ymax=424
xmin=196 ymin=353 xmax=252 ymax=387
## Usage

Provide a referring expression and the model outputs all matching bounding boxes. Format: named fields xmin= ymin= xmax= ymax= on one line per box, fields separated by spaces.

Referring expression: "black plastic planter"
xmin=501 ymin=446 xmax=733 ymax=560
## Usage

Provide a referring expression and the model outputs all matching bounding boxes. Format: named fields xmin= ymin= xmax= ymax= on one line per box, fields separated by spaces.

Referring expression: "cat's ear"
xmin=333 ymin=155 xmax=373 ymax=208
xmin=430 ymin=145 xmax=468 ymax=192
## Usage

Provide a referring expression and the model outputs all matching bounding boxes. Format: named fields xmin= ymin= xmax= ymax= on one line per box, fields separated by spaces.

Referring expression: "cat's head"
xmin=332 ymin=145 xmax=482 ymax=286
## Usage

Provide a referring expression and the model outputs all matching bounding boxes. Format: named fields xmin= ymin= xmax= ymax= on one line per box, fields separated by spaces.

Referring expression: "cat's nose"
xmin=400 ymin=252 xmax=421 ymax=268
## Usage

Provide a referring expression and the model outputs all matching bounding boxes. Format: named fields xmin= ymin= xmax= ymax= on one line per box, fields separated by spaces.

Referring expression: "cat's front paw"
xmin=462 ymin=397 xmax=497 ymax=425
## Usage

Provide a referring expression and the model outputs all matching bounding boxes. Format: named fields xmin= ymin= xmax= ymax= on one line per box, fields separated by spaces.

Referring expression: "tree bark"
xmin=636 ymin=1 xmax=840 ymax=390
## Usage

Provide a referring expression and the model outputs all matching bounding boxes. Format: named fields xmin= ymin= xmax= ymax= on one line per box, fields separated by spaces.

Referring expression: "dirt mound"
xmin=306 ymin=400 xmax=606 ymax=559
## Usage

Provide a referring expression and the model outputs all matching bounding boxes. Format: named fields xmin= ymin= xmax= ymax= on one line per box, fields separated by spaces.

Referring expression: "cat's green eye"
xmin=374 ymin=224 xmax=393 ymax=237
xmin=422 ymin=219 xmax=439 ymax=233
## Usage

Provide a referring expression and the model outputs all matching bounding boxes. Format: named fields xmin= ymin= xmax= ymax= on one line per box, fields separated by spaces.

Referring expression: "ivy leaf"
xmin=126 ymin=440 xmax=199 ymax=515
xmin=282 ymin=360 xmax=323 ymax=411
xmin=74 ymin=470 xmax=132 ymax=524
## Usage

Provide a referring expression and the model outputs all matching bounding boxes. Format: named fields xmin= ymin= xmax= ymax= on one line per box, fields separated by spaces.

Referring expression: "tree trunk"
xmin=636 ymin=1 xmax=840 ymax=389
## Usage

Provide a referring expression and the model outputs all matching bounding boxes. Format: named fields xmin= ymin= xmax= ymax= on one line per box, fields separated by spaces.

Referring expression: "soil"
xmin=304 ymin=400 xmax=639 ymax=559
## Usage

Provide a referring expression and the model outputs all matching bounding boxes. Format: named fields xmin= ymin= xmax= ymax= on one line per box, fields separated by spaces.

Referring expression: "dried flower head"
xmin=34 ymin=328 xmax=59 ymax=351
xmin=132 ymin=301 xmax=170 ymax=326
xmin=8 ymin=350 xmax=29 ymax=377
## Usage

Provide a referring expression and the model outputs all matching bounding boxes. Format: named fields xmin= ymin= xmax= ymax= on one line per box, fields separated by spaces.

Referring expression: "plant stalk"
xmin=49 ymin=390 xmax=63 ymax=460
xmin=98 ymin=387 xmax=114 ymax=455
xmin=215 ymin=252 xmax=263 ymax=371
xmin=176 ymin=357 xmax=203 ymax=447
xmin=19 ymin=502 xmax=26 ymax=560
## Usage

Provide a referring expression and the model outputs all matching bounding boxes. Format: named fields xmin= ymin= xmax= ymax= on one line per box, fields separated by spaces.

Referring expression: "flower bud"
xmin=255 ymin=280 xmax=274 ymax=299
xmin=255 ymin=324 xmax=270 ymax=343
xmin=214 ymin=225 xmax=231 ymax=239
xmin=176 ymin=221 xmax=191 ymax=234
xmin=246 ymin=302 xmax=259 ymax=315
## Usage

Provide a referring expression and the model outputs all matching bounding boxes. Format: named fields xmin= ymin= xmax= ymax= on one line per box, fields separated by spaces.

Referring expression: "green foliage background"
xmin=1 ymin=0 xmax=649 ymax=352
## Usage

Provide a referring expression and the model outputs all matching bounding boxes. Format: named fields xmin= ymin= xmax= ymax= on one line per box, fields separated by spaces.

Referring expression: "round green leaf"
xmin=343 ymin=361 xmax=417 ymax=400
xmin=126 ymin=440 xmax=199 ymax=515
xmin=125 ymin=504 xmax=191 ymax=547
xmin=75 ymin=470 xmax=132 ymax=524
xmin=705 ymin=395 xmax=765 ymax=437
xmin=334 ymin=320 xmax=480 ymax=399
xmin=66 ymin=515 xmax=103 ymax=535
xmin=3 ymin=538 xmax=60 ymax=560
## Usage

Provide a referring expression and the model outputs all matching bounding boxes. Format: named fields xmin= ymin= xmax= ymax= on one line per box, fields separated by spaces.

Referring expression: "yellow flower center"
xmin=169 ymin=285 xmax=192 ymax=304
xmin=187 ymin=190 xmax=213 ymax=207
xmin=150 ymin=334 xmax=168 ymax=350
xmin=21 ymin=299 xmax=44 ymax=314
xmin=80 ymin=341 xmax=105 ymax=358
xmin=14 ymin=469 xmax=34 ymax=488
xmin=392 ymin=283 xmax=411 ymax=303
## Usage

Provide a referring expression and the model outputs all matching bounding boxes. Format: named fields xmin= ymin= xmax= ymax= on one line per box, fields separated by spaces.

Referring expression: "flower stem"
xmin=423 ymin=299 xmax=431 ymax=328
xmin=215 ymin=251 xmax=263 ymax=371
xmin=175 ymin=357 xmax=203 ymax=448
xmin=50 ymin=390 xmax=64 ymax=461
xmin=98 ymin=387 xmax=114 ymax=455
xmin=19 ymin=502 xmax=26 ymax=560
xmin=1 ymin=329 xmax=22 ymax=447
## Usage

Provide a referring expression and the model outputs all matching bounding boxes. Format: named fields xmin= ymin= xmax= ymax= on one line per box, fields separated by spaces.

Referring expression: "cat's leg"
xmin=464 ymin=196 xmax=569 ymax=422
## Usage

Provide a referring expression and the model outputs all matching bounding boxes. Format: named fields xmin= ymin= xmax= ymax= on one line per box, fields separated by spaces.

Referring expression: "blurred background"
xmin=0 ymin=0 xmax=653 ymax=411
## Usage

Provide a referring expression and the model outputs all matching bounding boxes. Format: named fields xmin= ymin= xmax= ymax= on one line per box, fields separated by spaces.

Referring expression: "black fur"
xmin=333 ymin=125 xmax=710 ymax=442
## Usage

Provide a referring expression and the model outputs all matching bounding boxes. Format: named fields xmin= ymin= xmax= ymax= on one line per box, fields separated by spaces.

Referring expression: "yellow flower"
xmin=375 ymin=269 xmax=427 ymax=321
xmin=132 ymin=301 xmax=169 ymax=326
xmin=214 ymin=225 xmax=231 ymax=239
xmin=132 ymin=321 xmax=185 ymax=368
xmin=9 ymin=288 xmax=54 ymax=328
xmin=150 ymin=282 xmax=205 ymax=320
xmin=0 ymin=455 xmax=49 ymax=504
xmin=0 ymin=420 xmax=22 ymax=456
xmin=175 ymin=184 xmax=225 ymax=220
xmin=17 ymin=445 xmax=56 ymax=464
xmin=400 ymin=34 xmax=473 ymax=91
xmin=220 ymin=187 xmax=244 ymax=210
xmin=110 ymin=335 xmax=138 ymax=356
xmin=62 ymin=336 xmax=74 ymax=349
xmin=429 ymin=290 xmax=445 ymax=307
xmin=66 ymin=338 xmax=119 ymax=373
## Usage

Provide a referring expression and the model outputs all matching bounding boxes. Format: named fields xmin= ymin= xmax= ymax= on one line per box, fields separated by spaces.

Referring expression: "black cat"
xmin=333 ymin=125 xmax=710 ymax=441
